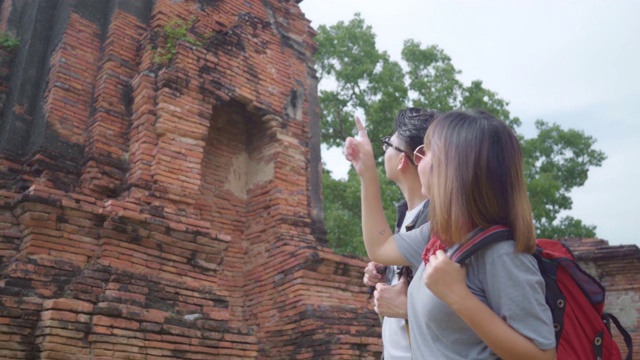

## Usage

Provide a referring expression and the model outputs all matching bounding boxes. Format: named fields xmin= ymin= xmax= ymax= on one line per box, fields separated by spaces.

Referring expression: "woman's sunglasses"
xmin=413 ymin=145 xmax=426 ymax=165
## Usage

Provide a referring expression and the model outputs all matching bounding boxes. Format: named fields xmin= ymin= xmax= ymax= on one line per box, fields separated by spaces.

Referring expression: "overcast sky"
xmin=299 ymin=0 xmax=640 ymax=248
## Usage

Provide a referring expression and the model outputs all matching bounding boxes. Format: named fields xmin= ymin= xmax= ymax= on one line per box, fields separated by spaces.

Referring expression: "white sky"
xmin=299 ymin=0 xmax=640 ymax=248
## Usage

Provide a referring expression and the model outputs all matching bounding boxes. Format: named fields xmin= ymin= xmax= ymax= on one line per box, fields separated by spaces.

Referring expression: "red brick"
xmin=40 ymin=310 xmax=77 ymax=323
xmin=43 ymin=299 xmax=93 ymax=314
xmin=92 ymin=316 xmax=140 ymax=331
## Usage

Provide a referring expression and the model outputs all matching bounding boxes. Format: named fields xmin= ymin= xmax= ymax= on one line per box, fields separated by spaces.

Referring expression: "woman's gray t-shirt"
xmin=395 ymin=225 xmax=556 ymax=359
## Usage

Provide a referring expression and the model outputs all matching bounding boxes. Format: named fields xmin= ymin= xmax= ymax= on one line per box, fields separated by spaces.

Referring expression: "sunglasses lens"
xmin=381 ymin=137 xmax=390 ymax=152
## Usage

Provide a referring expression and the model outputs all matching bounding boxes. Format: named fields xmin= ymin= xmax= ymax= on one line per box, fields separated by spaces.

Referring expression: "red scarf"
xmin=421 ymin=235 xmax=447 ymax=265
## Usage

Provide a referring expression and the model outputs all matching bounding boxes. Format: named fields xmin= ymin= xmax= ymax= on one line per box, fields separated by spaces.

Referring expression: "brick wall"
xmin=0 ymin=0 xmax=636 ymax=359
xmin=0 ymin=0 xmax=378 ymax=358
xmin=561 ymin=238 xmax=639 ymax=357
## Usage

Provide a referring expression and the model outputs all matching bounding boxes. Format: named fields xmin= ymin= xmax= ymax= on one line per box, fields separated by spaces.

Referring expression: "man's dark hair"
xmin=393 ymin=108 xmax=439 ymax=153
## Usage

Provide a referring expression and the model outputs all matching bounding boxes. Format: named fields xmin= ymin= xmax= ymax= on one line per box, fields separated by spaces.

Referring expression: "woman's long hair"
xmin=425 ymin=110 xmax=536 ymax=253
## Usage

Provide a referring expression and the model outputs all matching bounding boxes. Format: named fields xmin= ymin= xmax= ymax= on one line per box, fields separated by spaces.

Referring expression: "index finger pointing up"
xmin=354 ymin=116 xmax=368 ymax=139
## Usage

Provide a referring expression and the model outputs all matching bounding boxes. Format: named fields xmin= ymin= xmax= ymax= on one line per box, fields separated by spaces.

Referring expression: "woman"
xmin=344 ymin=110 xmax=556 ymax=359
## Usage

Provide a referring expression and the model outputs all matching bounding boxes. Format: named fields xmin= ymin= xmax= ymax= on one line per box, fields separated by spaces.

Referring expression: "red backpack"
xmin=450 ymin=225 xmax=633 ymax=360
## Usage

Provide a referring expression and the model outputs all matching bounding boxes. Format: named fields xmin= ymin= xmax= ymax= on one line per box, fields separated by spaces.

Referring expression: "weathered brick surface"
xmin=0 ymin=0 xmax=637 ymax=359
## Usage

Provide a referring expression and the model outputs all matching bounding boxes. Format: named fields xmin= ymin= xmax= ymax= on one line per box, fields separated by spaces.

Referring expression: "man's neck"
xmin=398 ymin=180 xmax=427 ymax=211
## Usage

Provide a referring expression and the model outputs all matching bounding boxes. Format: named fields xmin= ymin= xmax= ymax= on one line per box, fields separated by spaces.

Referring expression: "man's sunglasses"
xmin=381 ymin=136 xmax=425 ymax=165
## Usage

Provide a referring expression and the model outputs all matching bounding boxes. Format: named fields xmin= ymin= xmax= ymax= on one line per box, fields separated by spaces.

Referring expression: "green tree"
xmin=316 ymin=14 xmax=605 ymax=256
xmin=522 ymin=120 xmax=606 ymax=238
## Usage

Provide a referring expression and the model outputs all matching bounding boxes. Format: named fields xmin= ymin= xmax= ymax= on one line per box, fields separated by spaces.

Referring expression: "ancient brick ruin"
xmin=0 ymin=0 xmax=637 ymax=359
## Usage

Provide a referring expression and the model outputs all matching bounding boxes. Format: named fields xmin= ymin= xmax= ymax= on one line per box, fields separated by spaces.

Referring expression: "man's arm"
xmin=344 ymin=117 xmax=409 ymax=266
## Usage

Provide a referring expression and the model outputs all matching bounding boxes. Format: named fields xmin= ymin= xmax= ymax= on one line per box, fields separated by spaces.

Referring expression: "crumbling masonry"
xmin=0 ymin=0 xmax=637 ymax=359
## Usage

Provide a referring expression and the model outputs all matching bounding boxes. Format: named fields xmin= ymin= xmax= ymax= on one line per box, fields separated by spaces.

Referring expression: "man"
xmin=361 ymin=108 xmax=437 ymax=359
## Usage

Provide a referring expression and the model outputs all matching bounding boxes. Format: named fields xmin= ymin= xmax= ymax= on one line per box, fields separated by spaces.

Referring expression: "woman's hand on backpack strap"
xmin=423 ymin=250 xmax=470 ymax=308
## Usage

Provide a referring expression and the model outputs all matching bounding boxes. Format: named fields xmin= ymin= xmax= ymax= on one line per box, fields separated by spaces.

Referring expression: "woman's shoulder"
xmin=464 ymin=240 xmax=543 ymax=291
xmin=467 ymin=240 xmax=536 ymax=267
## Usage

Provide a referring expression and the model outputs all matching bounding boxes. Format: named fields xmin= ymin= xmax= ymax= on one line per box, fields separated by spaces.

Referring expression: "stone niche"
xmin=0 ymin=0 xmax=637 ymax=359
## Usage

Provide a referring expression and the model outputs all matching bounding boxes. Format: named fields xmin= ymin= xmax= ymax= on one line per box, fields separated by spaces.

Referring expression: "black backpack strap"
xmin=605 ymin=313 xmax=633 ymax=360
xmin=367 ymin=265 xmax=389 ymax=298
xmin=394 ymin=200 xmax=409 ymax=233
xmin=404 ymin=199 xmax=430 ymax=232
xmin=450 ymin=225 xmax=513 ymax=264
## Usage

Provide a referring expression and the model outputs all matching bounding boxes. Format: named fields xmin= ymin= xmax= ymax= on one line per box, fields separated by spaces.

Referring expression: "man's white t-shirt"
xmin=381 ymin=200 xmax=426 ymax=360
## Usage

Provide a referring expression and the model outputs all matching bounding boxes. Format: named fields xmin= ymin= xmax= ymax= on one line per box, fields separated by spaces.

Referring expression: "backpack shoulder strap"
xmin=605 ymin=313 xmax=634 ymax=360
xmin=450 ymin=225 xmax=512 ymax=264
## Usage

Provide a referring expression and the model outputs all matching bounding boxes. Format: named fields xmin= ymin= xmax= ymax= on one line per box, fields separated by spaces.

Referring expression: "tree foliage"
xmin=316 ymin=14 xmax=606 ymax=256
